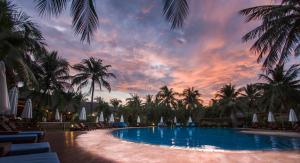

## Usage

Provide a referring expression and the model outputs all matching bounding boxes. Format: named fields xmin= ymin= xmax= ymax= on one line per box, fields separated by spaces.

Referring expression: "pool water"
xmin=112 ymin=127 xmax=300 ymax=150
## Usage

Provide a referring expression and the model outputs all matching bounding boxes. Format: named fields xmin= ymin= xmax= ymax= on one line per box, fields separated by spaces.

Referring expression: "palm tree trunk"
xmin=91 ymin=81 xmax=95 ymax=113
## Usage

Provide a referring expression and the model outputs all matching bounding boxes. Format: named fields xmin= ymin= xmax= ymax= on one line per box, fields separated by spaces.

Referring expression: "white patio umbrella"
xmin=174 ymin=117 xmax=177 ymax=123
xmin=21 ymin=99 xmax=32 ymax=119
xmin=120 ymin=115 xmax=124 ymax=123
xmin=252 ymin=113 xmax=258 ymax=123
xmin=0 ymin=61 xmax=10 ymax=115
xmin=289 ymin=109 xmax=298 ymax=123
xmin=95 ymin=116 xmax=99 ymax=123
xmin=188 ymin=116 xmax=192 ymax=123
xmin=267 ymin=111 xmax=275 ymax=123
xmin=60 ymin=113 xmax=63 ymax=122
xmin=160 ymin=117 xmax=164 ymax=123
xmin=55 ymin=109 xmax=60 ymax=121
xmin=99 ymin=112 xmax=104 ymax=122
xmin=79 ymin=107 xmax=86 ymax=121
xmin=137 ymin=116 xmax=141 ymax=124
xmin=9 ymin=86 xmax=18 ymax=117
xmin=109 ymin=114 xmax=114 ymax=123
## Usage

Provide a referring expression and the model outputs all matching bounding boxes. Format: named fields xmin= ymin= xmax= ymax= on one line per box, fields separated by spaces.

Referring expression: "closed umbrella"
xmin=95 ymin=116 xmax=99 ymax=123
xmin=21 ymin=99 xmax=32 ymax=119
xmin=0 ymin=61 xmax=10 ymax=115
xmin=268 ymin=112 xmax=275 ymax=123
xmin=109 ymin=114 xmax=114 ymax=123
xmin=9 ymin=86 xmax=18 ymax=117
xmin=99 ymin=112 xmax=104 ymax=122
xmin=188 ymin=116 xmax=192 ymax=123
xmin=160 ymin=117 xmax=163 ymax=123
xmin=174 ymin=117 xmax=177 ymax=123
xmin=55 ymin=109 xmax=60 ymax=121
xmin=60 ymin=113 xmax=63 ymax=122
xmin=289 ymin=109 xmax=298 ymax=123
xmin=120 ymin=115 xmax=124 ymax=123
xmin=252 ymin=113 xmax=258 ymax=123
xmin=79 ymin=107 xmax=86 ymax=121
xmin=137 ymin=116 xmax=141 ymax=124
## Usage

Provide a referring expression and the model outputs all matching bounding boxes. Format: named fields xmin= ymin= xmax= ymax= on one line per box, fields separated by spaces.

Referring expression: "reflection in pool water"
xmin=112 ymin=127 xmax=300 ymax=150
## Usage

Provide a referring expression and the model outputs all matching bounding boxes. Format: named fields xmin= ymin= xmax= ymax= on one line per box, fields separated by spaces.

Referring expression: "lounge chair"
xmin=0 ymin=134 xmax=37 ymax=144
xmin=0 ymin=122 xmax=44 ymax=141
xmin=79 ymin=123 xmax=89 ymax=130
xmin=0 ymin=142 xmax=51 ymax=156
xmin=186 ymin=122 xmax=196 ymax=127
xmin=113 ymin=122 xmax=128 ymax=128
xmin=158 ymin=122 xmax=167 ymax=127
xmin=0 ymin=152 xmax=60 ymax=163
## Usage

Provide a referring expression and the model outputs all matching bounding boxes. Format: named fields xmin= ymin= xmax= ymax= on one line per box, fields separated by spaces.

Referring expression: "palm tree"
xmin=126 ymin=93 xmax=142 ymax=109
xmin=216 ymin=84 xmax=241 ymax=127
xmin=239 ymin=84 xmax=262 ymax=114
xmin=182 ymin=87 xmax=202 ymax=112
xmin=34 ymin=0 xmax=189 ymax=43
xmin=110 ymin=98 xmax=122 ymax=110
xmin=257 ymin=64 xmax=300 ymax=113
xmin=72 ymin=57 xmax=115 ymax=112
xmin=156 ymin=86 xmax=178 ymax=109
xmin=0 ymin=0 xmax=45 ymax=85
xmin=39 ymin=51 xmax=70 ymax=94
xmin=240 ymin=0 xmax=300 ymax=68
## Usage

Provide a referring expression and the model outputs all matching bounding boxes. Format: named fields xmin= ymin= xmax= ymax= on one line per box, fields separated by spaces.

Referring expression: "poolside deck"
xmin=46 ymin=130 xmax=300 ymax=163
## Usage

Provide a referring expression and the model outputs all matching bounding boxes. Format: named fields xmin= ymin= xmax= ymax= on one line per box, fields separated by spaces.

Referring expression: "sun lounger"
xmin=0 ymin=152 xmax=60 ymax=163
xmin=0 ymin=122 xmax=44 ymax=141
xmin=175 ymin=123 xmax=181 ymax=127
xmin=158 ymin=122 xmax=167 ymax=127
xmin=0 ymin=134 xmax=37 ymax=144
xmin=79 ymin=123 xmax=89 ymax=130
xmin=186 ymin=122 xmax=196 ymax=127
xmin=7 ymin=142 xmax=51 ymax=156
xmin=113 ymin=122 xmax=128 ymax=128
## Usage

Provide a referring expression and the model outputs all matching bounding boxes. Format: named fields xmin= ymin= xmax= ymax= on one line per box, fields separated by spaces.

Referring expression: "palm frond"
xmin=163 ymin=0 xmax=189 ymax=29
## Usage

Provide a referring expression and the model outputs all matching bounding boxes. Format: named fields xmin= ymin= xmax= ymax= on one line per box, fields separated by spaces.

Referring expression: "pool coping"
xmin=108 ymin=127 xmax=300 ymax=153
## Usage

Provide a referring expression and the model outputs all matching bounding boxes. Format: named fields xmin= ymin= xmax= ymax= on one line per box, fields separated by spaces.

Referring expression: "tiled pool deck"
xmin=46 ymin=130 xmax=300 ymax=163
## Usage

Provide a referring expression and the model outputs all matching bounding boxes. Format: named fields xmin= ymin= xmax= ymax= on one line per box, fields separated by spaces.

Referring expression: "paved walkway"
xmin=73 ymin=130 xmax=300 ymax=163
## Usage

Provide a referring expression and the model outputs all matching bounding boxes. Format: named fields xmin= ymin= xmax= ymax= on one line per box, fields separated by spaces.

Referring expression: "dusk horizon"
xmin=13 ymin=0 xmax=276 ymax=104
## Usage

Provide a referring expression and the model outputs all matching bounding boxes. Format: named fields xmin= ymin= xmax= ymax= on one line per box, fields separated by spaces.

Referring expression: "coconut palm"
xmin=110 ymin=98 xmax=122 ymax=110
xmin=126 ymin=93 xmax=142 ymax=109
xmin=72 ymin=57 xmax=115 ymax=112
xmin=182 ymin=87 xmax=203 ymax=112
xmin=216 ymin=84 xmax=242 ymax=127
xmin=0 ymin=0 xmax=45 ymax=85
xmin=39 ymin=51 xmax=70 ymax=93
xmin=157 ymin=86 xmax=178 ymax=109
xmin=239 ymin=84 xmax=262 ymax=114
xmin=34 ymin=0 xmax=189 ymax=43
xmin=257 ymin=64 xmax=300 ymax=112
xmin=240 ymin=0 xmax=300 ymax=67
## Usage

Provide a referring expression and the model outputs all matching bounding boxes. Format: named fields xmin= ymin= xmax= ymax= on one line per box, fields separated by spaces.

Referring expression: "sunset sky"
xmin=13 ymin=0 xmax=275 ymax=104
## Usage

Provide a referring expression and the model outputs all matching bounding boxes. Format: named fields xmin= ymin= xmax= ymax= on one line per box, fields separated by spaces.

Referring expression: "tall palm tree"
xmin=34 ymin=0 xmax=189 ymax=43
xmin=0 ymin=0 xmax=45 ymax=85
xmin=72 ymin=57 xmax=115 ymax=112
xmin=182 ymin=87 xmax=202 ymax=112
xmin=216 ymin=84 xmax=241 ymax=127
xmin=239 ymin=84 xmax=262 ymax=114
xmin=39 ymin=51 xmax=70 ymax=94
xmin=110 ymin=98 xmax=122 ymax=110
xmin=257 ymin=64 xmax=300 ymax=112
xmin=240 ymin=0 xmax=300 ymax=68
xmin=126 ymin=93 xmax=142 ymax=109
xmin=156 ymin=86 xmax=178 ymax=109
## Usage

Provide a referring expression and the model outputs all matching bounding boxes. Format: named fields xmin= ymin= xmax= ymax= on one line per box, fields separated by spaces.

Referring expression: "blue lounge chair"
xmin=18 ymin=131 xmax=45 ymax=140
xmin=0 ymin=152 xmax=60 ymax=163
xmin=113 ymin=122 xmax=128 ymax=128
xmin=186 ymin=122 xmax=196 ymax=127
xmin=175 ymin=123 xmax=181 ymax=127
xmin=0 ymin=134 xmax=37 ymax=143
xmin=8 ymin=142 xmax=51 ymax=156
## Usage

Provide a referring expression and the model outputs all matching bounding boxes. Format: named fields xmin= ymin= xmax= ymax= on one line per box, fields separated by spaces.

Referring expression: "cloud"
xmin=14 ymin=0 xmax=273 ymax=104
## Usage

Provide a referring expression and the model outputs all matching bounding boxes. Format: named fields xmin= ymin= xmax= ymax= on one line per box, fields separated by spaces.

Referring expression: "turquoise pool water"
xmin=112 ymin=127 xmax=300 ymax=150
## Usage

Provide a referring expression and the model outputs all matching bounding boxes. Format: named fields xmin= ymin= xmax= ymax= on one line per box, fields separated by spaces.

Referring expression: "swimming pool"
xmin=112 ymin=127 xmax=300 ymax=150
